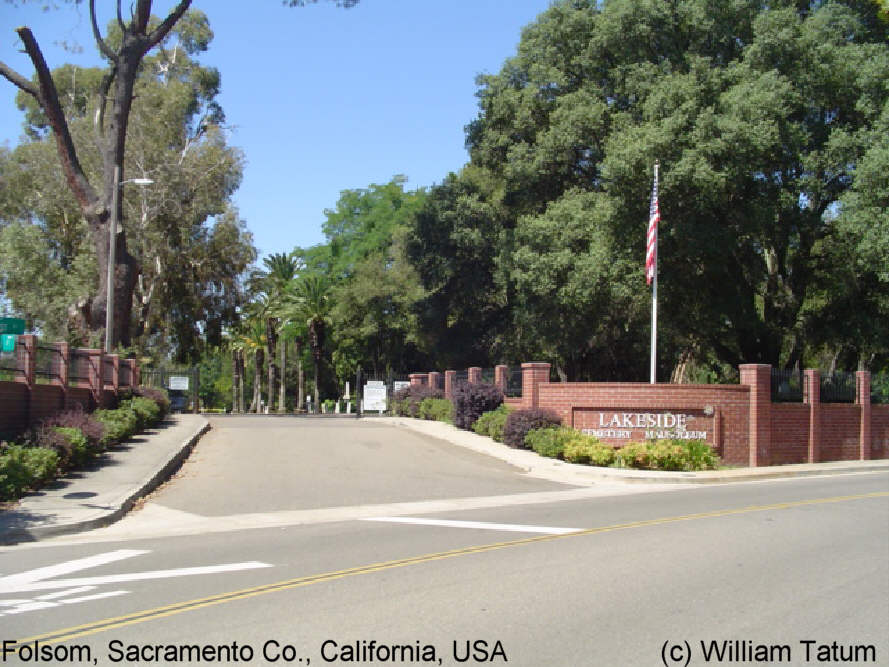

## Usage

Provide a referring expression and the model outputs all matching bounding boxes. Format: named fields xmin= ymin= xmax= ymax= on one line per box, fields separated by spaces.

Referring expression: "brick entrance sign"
xmin=410 ymin=361 xmax=888 ymax=467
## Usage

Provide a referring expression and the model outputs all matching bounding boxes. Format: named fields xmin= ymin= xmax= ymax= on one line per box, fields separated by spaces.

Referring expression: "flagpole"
xmin=649 ymin=161 xmax=659 ymax=385
xmin=650 ymin=255 xmax=657 ymax=384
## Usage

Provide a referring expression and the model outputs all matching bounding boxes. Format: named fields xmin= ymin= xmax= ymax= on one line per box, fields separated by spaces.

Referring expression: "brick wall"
xmin=0 ymin=382 xmax=29 ymax=436
xmin=0 ymin=336 xmax=137 ymax=437
xmin=872 ymin=406 xmax=889 ymax=459
xmin=820 ymin=404 xmax=864 ymax=462
xmin=769 ymin=404 xmax=809 ymax=465
xmin=536 ymin=382 xmax=751 ymax=466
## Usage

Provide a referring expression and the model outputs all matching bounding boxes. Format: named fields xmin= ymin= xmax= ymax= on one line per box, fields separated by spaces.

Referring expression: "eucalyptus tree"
xmin=0 ymin=9 xmax=254 ymax=359
xmin=0 ymin=0 xmax=193 ymax=347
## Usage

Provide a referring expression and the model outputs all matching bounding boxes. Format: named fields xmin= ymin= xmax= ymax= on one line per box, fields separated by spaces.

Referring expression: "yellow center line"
xmin=9 ymin=490 xmax=888 ymax=649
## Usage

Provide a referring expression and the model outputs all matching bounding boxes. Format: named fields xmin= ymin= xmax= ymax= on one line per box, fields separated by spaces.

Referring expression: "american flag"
xmin=646 ymin=165 xmax=660 ymax=286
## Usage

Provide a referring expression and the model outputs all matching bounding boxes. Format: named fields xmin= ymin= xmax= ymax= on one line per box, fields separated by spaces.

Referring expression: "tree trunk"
xmin=237 ymin=350 xmax=246 ymax=413
xmin=296 ymin=339 xmax=304 ymax=413
xmin=313 ymin=355 xmax=320 ymax=411
xmin=278 ymin=337 xmax=287 ymax=413
xmin=266 ymin=317 xmax=278 ymax=413
xmin=253 ymin=348 xmax=264 ymax=413
xmin=231 ymin=348 xmax=240 ymax=413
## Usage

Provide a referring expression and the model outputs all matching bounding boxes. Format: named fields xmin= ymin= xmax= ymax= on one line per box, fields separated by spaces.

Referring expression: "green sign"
xmin=1 ymin=334 xmax=16 ymax=353
xmin=0 ymin=318 xmax=25 ymax=335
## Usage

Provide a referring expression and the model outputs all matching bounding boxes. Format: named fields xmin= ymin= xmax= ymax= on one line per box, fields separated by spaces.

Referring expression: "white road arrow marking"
xmin=0 ymin=549 xmax=272 ymax=616
xmin=362 ymin=516 xmax=582 ymax=534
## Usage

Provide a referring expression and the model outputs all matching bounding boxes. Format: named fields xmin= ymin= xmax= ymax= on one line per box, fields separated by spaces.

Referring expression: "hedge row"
xmin=0 ymin=387 xmax=170 ymax=501
xmin=394 ymin=384 xmax=720 ymax=472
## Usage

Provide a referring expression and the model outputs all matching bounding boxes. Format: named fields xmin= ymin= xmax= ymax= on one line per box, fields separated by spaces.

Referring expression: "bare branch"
xmin=89 ymin=0 xmax=117 ymax=61
xmin=0 ymin=58 xmax=39 ymax=97
xmin=14 ymin=27 xmax=97 ymax=211
xmin=134 ymin=0 xmax=151 ymax=34
xmin=117 ymin=0 xmax=127 ymax=34
xmin=94 ymin=63 xmax=117 ymax=139
xmin=145 ymin=0 xmax=192 ymax=51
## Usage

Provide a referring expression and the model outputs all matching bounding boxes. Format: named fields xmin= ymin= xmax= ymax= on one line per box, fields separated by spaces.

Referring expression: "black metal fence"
xmin=506 ymin=368 xmax=523 ymax=397
xmin=872 ymin=372 xmax=889 ymax=405
xmin=142 ymin=368 xmax=200 ymax=413
xmin=819 ymin=371 xmax=856 ymax=404
xmin=771 ymin=368 xmax=804 ymax=402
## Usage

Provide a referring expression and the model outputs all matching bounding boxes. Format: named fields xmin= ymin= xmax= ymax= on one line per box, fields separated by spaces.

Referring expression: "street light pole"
xmin=104 ymin=167 xmax=153 ymax=353
xmin=105 ymin=164 xmax=121 ymax=354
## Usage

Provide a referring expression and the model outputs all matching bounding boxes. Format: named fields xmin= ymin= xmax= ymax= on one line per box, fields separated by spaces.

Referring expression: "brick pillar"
xmin=428 ymin=371 xmax=441 ymax=392
xmin=521 ymin=362 xmax=551 ymax=409
xmin=85 ymin=349 xmax=103 ymax=407
xmin=121 ymin=358 xmax=135 ymax=388
xmin=804 ymin=369 xmax=821 ymax=463
xmin=444 ymin=370 xmax=456 ymax=399
xmin=56 ymin=342 xmax=70 ymax=389
xmin=857 ymin=371 xmax=871 ymax=460
xmin=409 ymin=373 xmax=428 ymax=387
xmin=740 ymin=364 xmax=771 ymax=467
xmin=468 ymin=367 xmax=481 ymax=384
xmin=494 ymin=365 xmax=508 ymax=394
xmin=18 ymin=334 xmax=36 ymax=388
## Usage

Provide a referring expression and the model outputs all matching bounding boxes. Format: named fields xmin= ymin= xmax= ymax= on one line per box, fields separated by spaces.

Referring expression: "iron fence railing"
xmin=872 ymin=372 xmax=889 ymax=405
xmin=119 ymin=362 xmax=133 ymax=387
xmin=771 ymin=368 xmax=803 ymax=403
xmin=102 ymin=356 xmax=115 ymax=384
xmin=453 ymin=370 xmax=469 ymax=385
xmin=479 ymin=368 xmax=496 ymax=385
xmin=506 ymin=368 xmax=523 ymax=397
xmin=35 ymin=343 xmax=61 ymax=383
xmin=69 ymin=350 xmax=92 ymax=383
xmin=820 ymin=371 xmax=856 ymax=404
xmin=0 ymin=338 xmax=20 ymax=380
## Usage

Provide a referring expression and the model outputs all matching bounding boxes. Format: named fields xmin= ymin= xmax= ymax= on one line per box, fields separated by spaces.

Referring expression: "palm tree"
xmin=261 ymin=253 xmax=300 ymax=412
xmin=238 ymin=317 xmax=267 ymax=413
xmin=290 ymin=274 xmax=330 ymax=410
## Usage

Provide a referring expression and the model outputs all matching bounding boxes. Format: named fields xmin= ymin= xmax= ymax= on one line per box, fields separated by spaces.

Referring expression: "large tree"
xmin=0 ymin=0 xmax=193 ymax=348
xmin=457 ymin=0 xmax=889 ymax=376
xmin=0 ymin=10 xmax=254 ymax=360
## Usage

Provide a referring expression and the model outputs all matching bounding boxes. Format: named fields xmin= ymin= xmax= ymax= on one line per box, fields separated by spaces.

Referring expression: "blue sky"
xmin=1 ymin=0 xmax=555 ymax=260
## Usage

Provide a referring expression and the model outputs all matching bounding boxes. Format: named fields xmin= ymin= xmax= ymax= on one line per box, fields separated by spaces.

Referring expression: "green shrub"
xmin=393 ymin=385 xmax=444 ymax=417
xmin=0 ymin=445 xmax=59 ymax=501
xmin=614 ymin=439 xmax=719 ymax=471
xmin=502 ymin=408 xmax=562 ymax=449
xmin=562 ymin=434 xmax=615 ymax=466
xmin=135 ymin=386 xmax=171 ymax=418
xmin=418 ymin=397 xmax=454 ymax=423
xmin=94 ymin=408 xmax=140 ymax=446
xmin=452 ymin=382 xmax=504 ymax=431
xmin=121 ymin=397 xmax=162 ymax=430
xmin=524 ymin=426 xmax=571 ymax=459
xmin=54 ymin=427 xmax=91 ymax=465
xmin=472 ymin=404 xmax=513 ymax=442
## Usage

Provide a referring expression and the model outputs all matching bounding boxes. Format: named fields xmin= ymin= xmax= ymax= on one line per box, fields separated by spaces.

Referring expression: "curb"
xmin=384 ymin=417 xmax=889 ymax=485
xmin=0 ymin=418 xmax=210 ymax=544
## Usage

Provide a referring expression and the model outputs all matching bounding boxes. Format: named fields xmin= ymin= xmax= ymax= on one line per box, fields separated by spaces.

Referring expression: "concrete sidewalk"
xmin=382 ymin=417 xmax=889 ymax=486
xmin=0 ymin=414 xmax=208 ymax=545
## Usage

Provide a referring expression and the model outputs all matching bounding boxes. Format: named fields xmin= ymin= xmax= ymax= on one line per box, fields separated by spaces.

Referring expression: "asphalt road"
xmin=1 ymin=417 xmax=887 ymax=666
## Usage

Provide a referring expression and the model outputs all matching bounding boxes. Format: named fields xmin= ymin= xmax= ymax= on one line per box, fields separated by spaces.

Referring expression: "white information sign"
xmin=168 ymin=376 xmax=190 ymax=391
xmin=393 ymin=381 xmax=410 ymax=393
xmin=363 ymin=381 xmax=387 ymax=412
